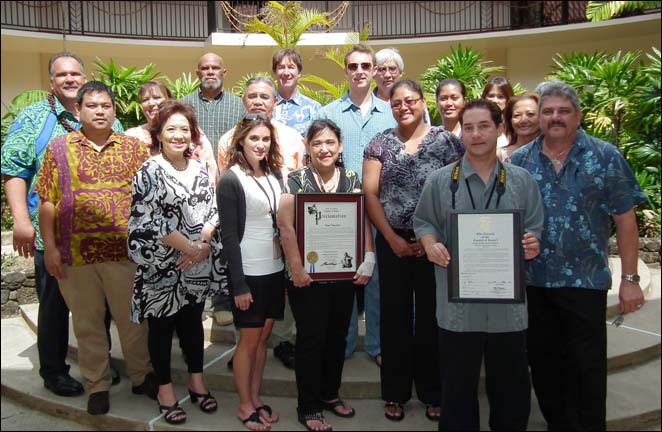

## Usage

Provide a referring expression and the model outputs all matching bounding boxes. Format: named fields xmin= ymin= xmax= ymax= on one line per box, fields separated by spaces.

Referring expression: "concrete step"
xmin=19 ymin=288 xmax=661 ymax=400
xmin=2 ymin=315 xmax=660 ymax=431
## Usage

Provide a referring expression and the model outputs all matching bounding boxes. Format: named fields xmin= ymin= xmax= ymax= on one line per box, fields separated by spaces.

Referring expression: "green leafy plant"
xmin=586 ymin=1 xmax=661 ymax=22
xmin=244 ymin=1 xmax=335 ymax=48
xmin=92 ymin=58 xmax=161 ymax=128
xmin=548 ymin=47 xmax=661 ymax=236
xmin=164 ymin=73 xmax=200 ymax=100
xmin=420 ymin=44 xmax=504 ymax=124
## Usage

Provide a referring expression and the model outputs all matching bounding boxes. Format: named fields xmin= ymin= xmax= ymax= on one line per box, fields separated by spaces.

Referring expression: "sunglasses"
xmin=242 ymin=113 xmax=268 ymax=121
xmin=391 ymin=98 xmax=422 ymax=110
xmin=347 ymin=62 xmax=373 ymax=72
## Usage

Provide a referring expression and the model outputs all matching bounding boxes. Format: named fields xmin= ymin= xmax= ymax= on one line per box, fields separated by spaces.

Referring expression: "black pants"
xmin=147 ymin=299 xmax=205 ymax=385
xmin=438 ymin=328 xmax=530 ymax=431
xmin=288 ymin=280 xmax=354 ymax=415
xmin=34 ymin=250 xmax=71 ymax=380
xmin=376 ymin=233 xmax=439 ymax=405
xmin=527 ymin=286 xmax=607 ymax=431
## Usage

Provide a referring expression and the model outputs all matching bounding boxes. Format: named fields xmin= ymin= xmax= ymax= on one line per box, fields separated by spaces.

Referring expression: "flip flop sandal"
xmin=257 ymin=404 xmax=278 ymax=423
xmin=322 ymin=398 xmax=356 ymax=418
xmin=298 ymin=411 xmax=333 ymax=432
xmin=384 ymin=401 xmax=405 ymax=421
xmin=240 ymin=411 xmax=269 ymax=431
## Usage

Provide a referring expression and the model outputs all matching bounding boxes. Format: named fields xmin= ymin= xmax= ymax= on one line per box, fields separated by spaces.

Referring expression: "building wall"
xmin=2 ymin=13 xmax=660 ymax=118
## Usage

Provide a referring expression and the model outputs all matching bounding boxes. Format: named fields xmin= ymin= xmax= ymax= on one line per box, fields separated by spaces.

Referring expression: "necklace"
xmin=544 ymin=143 xmax=571 ymax=166
xmin=310 ymin=164 xmax=339 ymax=193
xmin=162 ymin=152 xmax=189 ymax=171
xmin=48 ymin=93 xmax=78 ymax=133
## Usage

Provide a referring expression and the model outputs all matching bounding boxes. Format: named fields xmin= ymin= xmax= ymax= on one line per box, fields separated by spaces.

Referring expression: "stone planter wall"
xmin=609 ymin=237 xmax=661 ymax=264
xmin=1 ymin=268 xmax=38 ymax=318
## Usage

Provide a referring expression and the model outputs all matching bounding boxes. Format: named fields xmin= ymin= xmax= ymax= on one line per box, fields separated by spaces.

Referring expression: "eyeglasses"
xmin=376 ymin=66 xmax=400 ymax=75
xmin=390 ymin=98 xmax=422 ymax=110
xmin=347 ymin=62 xmax=373 ymax=72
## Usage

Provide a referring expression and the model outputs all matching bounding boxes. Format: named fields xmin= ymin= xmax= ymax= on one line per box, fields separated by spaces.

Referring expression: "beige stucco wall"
xmin=2 ymin=13 xmax=660 ymax=117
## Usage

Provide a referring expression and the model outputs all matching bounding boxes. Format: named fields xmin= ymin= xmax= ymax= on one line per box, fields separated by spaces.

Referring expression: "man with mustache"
xmin=510 ymin=80 xmax=647 ymax=431
xmin=1 ymin=52 xmax=123 ymax=397
xmin=181 ymin=52 xmax=245 ymax=327
xmin=35 ymin=81 xmax=157 ymax=415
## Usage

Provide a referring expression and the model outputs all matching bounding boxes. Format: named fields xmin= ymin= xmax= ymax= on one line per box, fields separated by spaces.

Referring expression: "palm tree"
xmin=586 ymin=1 xmax=660 ymax=22
xmin=241 ymin=1 xmax=344 ymax=48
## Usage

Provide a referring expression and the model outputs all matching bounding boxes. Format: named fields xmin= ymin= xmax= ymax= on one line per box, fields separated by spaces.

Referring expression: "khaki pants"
xmin=58 ymin=260 xmax=151 ymax=394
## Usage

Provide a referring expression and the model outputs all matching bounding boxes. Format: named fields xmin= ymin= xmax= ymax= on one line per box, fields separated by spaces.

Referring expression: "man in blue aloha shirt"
xmin=510 ymin=80 xmax=647 ymax=431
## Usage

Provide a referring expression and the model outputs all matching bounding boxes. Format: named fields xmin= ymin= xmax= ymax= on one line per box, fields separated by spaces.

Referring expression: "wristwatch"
xmin=621 ymin=274 xmax=640 ymax=283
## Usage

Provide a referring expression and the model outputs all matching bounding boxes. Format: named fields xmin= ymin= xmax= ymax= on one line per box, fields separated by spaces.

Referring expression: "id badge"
xmin=273 ymin=235 xmax=282 ymax=260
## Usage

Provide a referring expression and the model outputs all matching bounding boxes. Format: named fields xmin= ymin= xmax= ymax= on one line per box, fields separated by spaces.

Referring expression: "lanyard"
xmin=451 ymin=158 xmax=506 ymax=210
xmin=251 ymin=175 xmax=279 ymax=234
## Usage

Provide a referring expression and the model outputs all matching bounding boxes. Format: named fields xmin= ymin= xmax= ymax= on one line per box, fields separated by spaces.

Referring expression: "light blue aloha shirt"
xmin=1 ymin=97 xmax=124 ymax=249
xmin=273 ymin=90 xmax=322 ymax=137
xmin=314 ymin=92 xmax=396 ymax=179
xmin=509 ymin=129 xmax=647 ymax=290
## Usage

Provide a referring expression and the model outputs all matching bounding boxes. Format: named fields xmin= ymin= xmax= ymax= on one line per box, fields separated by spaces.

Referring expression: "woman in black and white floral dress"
xmin=128 ymin=101 xmax=220 ymax=425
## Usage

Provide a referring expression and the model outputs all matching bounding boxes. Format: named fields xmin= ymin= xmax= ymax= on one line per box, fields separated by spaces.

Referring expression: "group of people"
xmin=1 ymin=42 xmax=647 ymax=432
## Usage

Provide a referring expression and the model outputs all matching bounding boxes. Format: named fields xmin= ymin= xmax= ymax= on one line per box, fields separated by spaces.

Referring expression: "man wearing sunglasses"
xmin=314 ymin=44 xmax=397 ymax=366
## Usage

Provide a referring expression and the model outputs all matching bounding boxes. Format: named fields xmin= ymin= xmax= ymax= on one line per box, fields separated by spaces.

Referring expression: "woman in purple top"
xmin=362 ymin=79 xmax=465 ymax=422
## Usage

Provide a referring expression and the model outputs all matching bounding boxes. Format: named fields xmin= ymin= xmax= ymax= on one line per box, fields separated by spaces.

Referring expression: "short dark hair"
xmin=389 ymin=79 xmax=423 ymax=100
xmin=77 ymin=81 xmax=115 ymax=106
xmin=48 ymin=52 xmax=85 ymax=78
xmin=272 ymin=48 xmax=303 ymax=73
xmin=459 ymin=99 xmax=503 ymax=127
xmin=435 ymin=78 xmax=467 ymax=100
xmin=150 ymin=100 xmax=201 ymax=159
xmin=306 ymin=119 xmax=344 ymax=167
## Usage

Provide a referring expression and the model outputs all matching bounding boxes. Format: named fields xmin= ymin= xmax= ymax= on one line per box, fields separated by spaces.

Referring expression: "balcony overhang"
xmin=209 ymin=32 xmax=356 ymax=47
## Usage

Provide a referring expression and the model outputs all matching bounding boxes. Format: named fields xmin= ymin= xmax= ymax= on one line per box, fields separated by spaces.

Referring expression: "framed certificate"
xmin=295 ymin=193 xmax=365 ymax=281
xmin=448 ymin=210 xmax=525 ymax=303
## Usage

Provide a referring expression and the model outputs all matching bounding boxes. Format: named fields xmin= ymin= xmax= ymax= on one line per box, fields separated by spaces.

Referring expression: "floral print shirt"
xmin=363 ymin=126 xmax=464 ymax=229
xmin=509 ymin=129 xmax=647 ymax=290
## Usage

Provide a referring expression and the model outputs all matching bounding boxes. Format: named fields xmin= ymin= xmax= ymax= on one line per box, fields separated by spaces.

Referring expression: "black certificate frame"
xmin=295 ymin=193 xmax=365 ymax=281
xmin=448 ymin=209 xmax=525 ymax=303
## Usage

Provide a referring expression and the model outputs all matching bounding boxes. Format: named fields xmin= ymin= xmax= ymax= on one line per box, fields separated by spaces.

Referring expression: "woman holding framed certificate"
xmin=363 ymin=80 xmax=465 ymax=422
xmin=277 ymin=119 xmax=375 ymax=432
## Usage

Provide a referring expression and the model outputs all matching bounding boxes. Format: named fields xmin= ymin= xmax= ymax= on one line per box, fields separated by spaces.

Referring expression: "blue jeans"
xmin=345 ymin=259 xmax=380 ymax=358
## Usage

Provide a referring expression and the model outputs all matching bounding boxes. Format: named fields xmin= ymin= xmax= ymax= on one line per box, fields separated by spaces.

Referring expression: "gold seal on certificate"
xmin=448 ymin=210 xmax=525 ymax=303
xmin=296 ymin=193 xmax=365 ymax=281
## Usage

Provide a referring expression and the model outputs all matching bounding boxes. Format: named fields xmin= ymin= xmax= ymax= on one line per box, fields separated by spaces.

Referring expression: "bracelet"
xmin=195 ymin=242 xmax=203 ymax=257
xmin=187 ymin=239 xmax=194 ymax=253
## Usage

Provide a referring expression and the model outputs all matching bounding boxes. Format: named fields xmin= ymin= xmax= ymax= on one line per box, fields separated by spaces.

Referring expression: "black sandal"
xmin=256 ymin=404 xmax=278 ymax=423
xmin=384 ymin=401 xmax=405 ymax=421
xmin=322 ymin=398 xmax=355 ymax=418
xmin=188 ymin=388 xmax=218 ymax=413
xmin=240 ymin=411 xmax=269 ymax=431
xmin=159 ymin=402 xmax=187 ymax=425
xmin=298 ymin=411 xmax=333 ymax=431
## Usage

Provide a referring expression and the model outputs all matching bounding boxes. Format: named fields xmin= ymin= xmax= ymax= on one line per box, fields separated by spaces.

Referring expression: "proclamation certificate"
xmin=448 ymin=210 xmax=524 ymax=303
xmin=295 ymin=193 xmax=364 ymax=281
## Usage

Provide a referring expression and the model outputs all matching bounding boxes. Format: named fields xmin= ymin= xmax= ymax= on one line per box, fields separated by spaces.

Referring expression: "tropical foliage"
xmin=91 ymin=58 xmax=161 ymax=128
xmin=243 ymin=1 xmax=334 ymax=48
xmin=164 ymin=73 xmax=200 ymax=100
xmin=548 ymin=47 xmax=661 ymax=236
xmin=420 ymin=45 xmax=505 ymax=124
xmin=586 ymin=1 xmax=661 ymax=22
